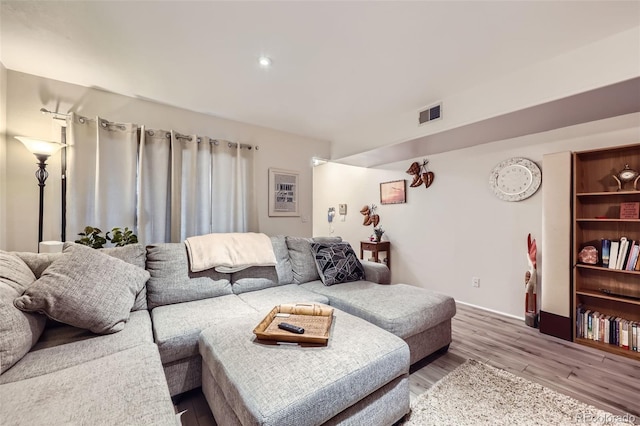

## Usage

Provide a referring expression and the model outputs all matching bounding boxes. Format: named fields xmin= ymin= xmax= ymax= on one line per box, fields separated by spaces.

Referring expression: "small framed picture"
xmin=268 ymin=168 xmax=299 ymax=217
xmin=380 ymin=179 xmax=406 ymax=205
xmin=620 ymin=202 xmax=640 ymax=219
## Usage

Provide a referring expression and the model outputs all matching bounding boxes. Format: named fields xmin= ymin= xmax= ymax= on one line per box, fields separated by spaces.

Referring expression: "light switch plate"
xmin=339 ymin=204 xmax=347 ymax=215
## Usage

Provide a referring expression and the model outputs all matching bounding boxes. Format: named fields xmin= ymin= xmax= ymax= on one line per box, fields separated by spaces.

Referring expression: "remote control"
xmin=278 ymin=322 xmax=305 ymax=334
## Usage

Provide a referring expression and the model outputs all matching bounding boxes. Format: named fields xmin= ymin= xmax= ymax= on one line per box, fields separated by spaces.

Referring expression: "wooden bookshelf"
xmin=573 ymin=143 xmax=640 ymax=361
xmin=575 ymin=337 xmax=640 ymax=359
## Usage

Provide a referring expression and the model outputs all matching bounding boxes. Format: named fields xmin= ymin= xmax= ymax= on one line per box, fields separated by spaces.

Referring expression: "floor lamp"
xmin=15 ymin=136 xmax=67 ymax=251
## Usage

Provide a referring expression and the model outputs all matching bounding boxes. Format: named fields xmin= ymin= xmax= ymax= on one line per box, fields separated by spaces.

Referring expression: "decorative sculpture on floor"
xmin=524 ymin=233 xmax=538 ymax=328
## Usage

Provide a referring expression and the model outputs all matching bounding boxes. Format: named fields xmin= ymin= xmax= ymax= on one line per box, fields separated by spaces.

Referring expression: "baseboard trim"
xmin=455 ymin=300 xmax=524 ymax=321
xmin=539 ymin=310 xmax=572 ymax=341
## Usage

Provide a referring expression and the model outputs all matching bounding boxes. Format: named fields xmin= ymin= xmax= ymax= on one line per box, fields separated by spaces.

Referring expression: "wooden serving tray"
xmin=253 ymin=303 xmax=334 ymax=345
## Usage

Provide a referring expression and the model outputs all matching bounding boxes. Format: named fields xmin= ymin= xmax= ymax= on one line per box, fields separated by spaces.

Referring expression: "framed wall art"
xmin=268 ymin=168 xmax=299 ymax=217
xmin=380 ymin=179 xmax=406 ymax=205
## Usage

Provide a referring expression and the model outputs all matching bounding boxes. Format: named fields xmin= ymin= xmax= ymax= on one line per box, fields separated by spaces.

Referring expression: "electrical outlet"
xmin=472 ymin=277 xmax=480 ymax=288
xmin=339 ymin=204 xmax=347 ymax=215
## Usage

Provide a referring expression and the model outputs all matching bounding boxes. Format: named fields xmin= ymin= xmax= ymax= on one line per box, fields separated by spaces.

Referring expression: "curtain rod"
xmin=40 ymin=107 xmax=68 ymax=122
xmin=41 ymin=108 xmax=259 ymax=150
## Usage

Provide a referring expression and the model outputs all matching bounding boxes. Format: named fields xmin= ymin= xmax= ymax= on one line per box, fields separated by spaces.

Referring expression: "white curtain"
xmin=67 ymin=114 xmax=256 ymax=246
xmin=211 ymin=139 xmax=256 ymax=233
xmin=66 ymin=113 xmax=138 ymax=240
xmin=138 ymin=128 xmax=171 ymax=244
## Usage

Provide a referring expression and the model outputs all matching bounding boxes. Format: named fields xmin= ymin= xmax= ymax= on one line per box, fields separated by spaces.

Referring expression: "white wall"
xmin=0 ymin=62 xmax=7 ymax=250
xmin=331 ymin=26 xmax=640 ymax=159
xmin=4 ymin=71 xmax=330 ymax=252
xmin=313 ymin=113 xmax=640 ymax=318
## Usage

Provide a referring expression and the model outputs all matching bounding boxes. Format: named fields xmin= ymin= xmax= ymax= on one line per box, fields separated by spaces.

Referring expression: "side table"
xmin=360 ymin=241 xmax=390 ymax=270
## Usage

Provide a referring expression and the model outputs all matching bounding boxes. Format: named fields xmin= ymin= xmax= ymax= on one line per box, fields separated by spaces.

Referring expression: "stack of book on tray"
xmin=576 ymin=307 xmax=639 ymax=352
xmin=600 ymin=237 xmax=640 ymax=271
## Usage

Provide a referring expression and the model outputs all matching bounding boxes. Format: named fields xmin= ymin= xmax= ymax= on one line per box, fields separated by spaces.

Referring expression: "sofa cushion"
xmin=0 ymin=343 xmax=177 ymax=425
xmin=271 ymin=235 xmax=294 ymax=284
xmin=13 ymin=252 xmax=62 ymax=279
xmin=15 ymin=244 xmax=149 ymax=311
xmin=151 ymin=294 xmax=257 ymax=364
xmin=231 ymin=266 xmax=280 ymax=295
xmin=0 ymin=250 xmax=38 ymax=293
xmin=286 ymin=236 xmax=342 ymax=284
xmin=0 ymin=310 xmax=153 ymax=384
xmin=230 ymin=236 xmax=294 ymax=294
xmin=311 ymin=242 xmax=364 ymax=286
xmin=0 ymin=251 xmax=47 ymax=374
xmin=14 ymin=243 xmax=149 ymax=334
xmin=237 ymin=284 xmax=330 ymax=313
xmin=301 ymin=281 xmax=456 ymax=339
xmin=101 ymin=244 xmax=148 ymax=310
xmin=361 ymin=260 xmax=391 ymax=284
xmin=146 ymin=243 xmax=233 ymax=309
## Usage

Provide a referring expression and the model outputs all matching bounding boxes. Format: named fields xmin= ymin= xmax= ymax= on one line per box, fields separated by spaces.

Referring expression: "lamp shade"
xmin=15 ymin=136 xmax=67 ymax=157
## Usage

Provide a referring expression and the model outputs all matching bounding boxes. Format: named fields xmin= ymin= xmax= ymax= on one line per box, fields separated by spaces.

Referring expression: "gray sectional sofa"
xmin=0 ymin=235 xmax=456 ymax=425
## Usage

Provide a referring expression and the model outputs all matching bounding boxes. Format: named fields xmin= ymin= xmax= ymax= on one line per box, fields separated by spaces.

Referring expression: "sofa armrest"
xmin=361 ymin=260 xmax=390 ymax=284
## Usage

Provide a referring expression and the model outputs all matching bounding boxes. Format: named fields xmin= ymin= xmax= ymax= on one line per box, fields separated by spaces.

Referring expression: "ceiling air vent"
xmin=418 ymin=102 xmax=442 ymax=125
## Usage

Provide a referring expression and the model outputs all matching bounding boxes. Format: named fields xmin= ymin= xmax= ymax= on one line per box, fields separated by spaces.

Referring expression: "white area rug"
xmin=402 ymin=359 xmax=636 ymax=426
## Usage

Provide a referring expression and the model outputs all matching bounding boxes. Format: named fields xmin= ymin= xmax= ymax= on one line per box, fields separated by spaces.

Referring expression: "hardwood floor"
xmin=175 ymin=302 xmax=640 ymax=425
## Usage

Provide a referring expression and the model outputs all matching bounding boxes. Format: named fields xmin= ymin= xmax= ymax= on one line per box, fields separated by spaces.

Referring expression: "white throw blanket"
xmin=184 ymin=232 xmax=277 ymax=273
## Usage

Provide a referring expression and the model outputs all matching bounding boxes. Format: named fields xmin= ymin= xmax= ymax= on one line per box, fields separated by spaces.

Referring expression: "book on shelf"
xmin=620 ymin=238 xmax=635 ymax=270
xmin=609 ymin=241 xmax=620 ymax=270
xmin=575 ymin=307 xmax=639 ymax=352
xmin=622 ymin=321 xmax=629 ymax=349
xmin=601 ymin=239 xmax=610 ymax=268
xmin=615 ymin=237 xmax=628 ymax=270
xmin=626 ymin=242 xmax=639 ymax=271
xmin=596 ymin=237 xmax=640 ymax=271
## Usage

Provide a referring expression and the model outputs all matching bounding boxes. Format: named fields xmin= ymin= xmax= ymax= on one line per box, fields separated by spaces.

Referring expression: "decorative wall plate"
xmin=489 ymin=157 xmax=541 ymax=201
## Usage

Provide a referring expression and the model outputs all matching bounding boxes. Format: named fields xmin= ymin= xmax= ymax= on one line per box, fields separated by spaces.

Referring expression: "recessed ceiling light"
xmin=258 ymin=56 xmax=272 ymax=68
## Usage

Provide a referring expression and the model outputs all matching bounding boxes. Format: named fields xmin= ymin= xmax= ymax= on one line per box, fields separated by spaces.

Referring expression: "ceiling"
xmin=2 ymin=1 xmax=639 ymax=159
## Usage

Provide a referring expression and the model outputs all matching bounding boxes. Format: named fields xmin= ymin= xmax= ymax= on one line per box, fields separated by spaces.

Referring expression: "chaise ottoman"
xmin=301 ymin=281 xmax=456 ymax=364
xmin=199 ymin=308 xmax=410 ymax=426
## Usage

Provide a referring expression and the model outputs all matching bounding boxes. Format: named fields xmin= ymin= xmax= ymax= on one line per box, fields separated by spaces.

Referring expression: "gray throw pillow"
xmin=286 ymin=236 xmax=342 ymax=284
xmin=14 ymin=243 xmax=150 ymax=334
xmin=310 ymin=242 xmax=365 ymax=286
xmin=0 ymin=251 xmax=46 ymax=374
xmin=16 ymin=244 xmax=148 ymax=311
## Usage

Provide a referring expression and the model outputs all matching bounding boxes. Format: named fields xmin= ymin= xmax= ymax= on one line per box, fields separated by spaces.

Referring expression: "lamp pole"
xmin=34 ymin=153 xmax=50 ymax=244
xmin=15 ymin=136 xmax=67 ymax=252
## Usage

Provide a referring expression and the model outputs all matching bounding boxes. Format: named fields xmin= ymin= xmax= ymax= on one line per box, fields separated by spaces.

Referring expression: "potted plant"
xmin=75 ymin=226 xmax=138 ymax=249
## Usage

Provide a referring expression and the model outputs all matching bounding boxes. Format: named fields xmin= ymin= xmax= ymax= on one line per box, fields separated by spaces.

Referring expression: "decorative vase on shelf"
xmin=373 ymin=227 xmax=384 ymax=243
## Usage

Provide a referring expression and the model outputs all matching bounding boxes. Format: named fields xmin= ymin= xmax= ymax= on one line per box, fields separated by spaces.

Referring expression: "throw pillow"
xmin=16 ymin=244 xmax=149 ymax=311
xmin=0 ymin=251 xmax=47 ymax=374
xmin=286 ymin=236 xmax=342 ymax=284
xmin=310 ymin=242 xmax=365 ymax=286
xmin=14 ymin=243 xmax=150 ymax=334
